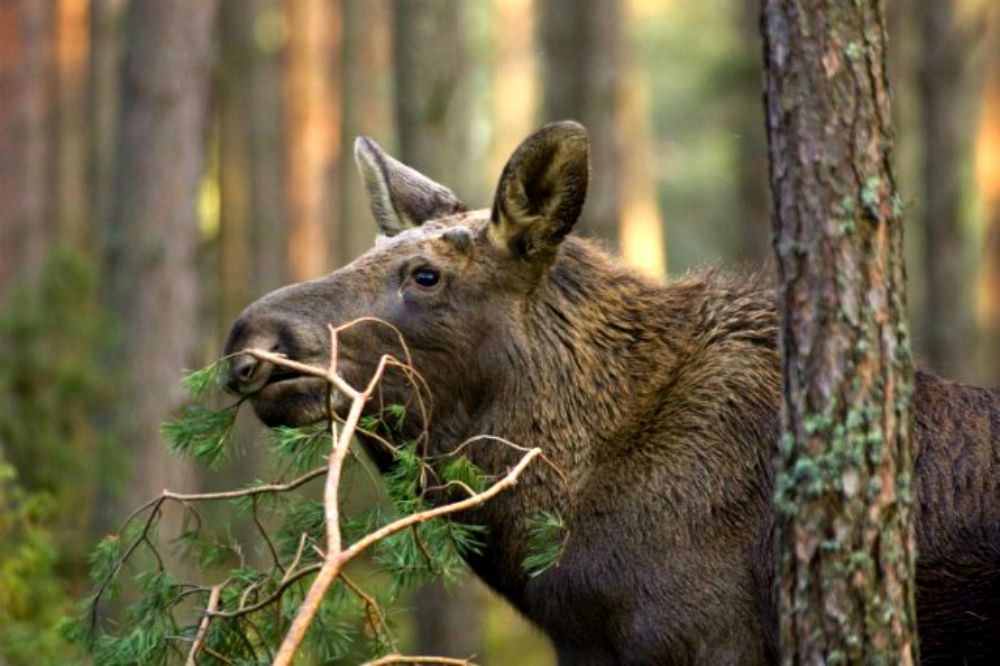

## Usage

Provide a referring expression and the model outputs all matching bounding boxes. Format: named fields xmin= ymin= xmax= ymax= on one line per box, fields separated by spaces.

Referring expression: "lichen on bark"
xmin=761 ymin=1 xmax=918 ymax=663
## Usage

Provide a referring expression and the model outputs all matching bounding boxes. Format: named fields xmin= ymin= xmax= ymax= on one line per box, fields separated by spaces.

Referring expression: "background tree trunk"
xmin=537 ymin=0 xmax=622 ymax=245
xmin=0 ymin=0 xmax=55 ymax=300
xmin=977 ymin=9 xmax=1000 ymax=382
xmin=735 ymin=0 xmax=771 ymax=264
xmin=87 ymin=0 xmax=125 ymax=264
xmin=54 ymin=0 xmax=90 ymax=251
xmin=392 ymin=0 xmax=484 ymax=658
xmin=340 ymin=0 xmax=392 ymax=266
xmin=916 ymin=0 xmax=969 ymax=379
xmin=284 ymin=0 xmax=340 ymax=281
xmin=762 ymin=1 xmax=918 ymax=662
xmin=102 ymin=0 xmax=218 ymax=512
xmin=219 ymin=0 xmax=288 ymax=327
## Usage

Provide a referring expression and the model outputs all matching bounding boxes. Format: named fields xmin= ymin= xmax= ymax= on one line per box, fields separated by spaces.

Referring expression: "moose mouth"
xmin=249 ymin=369 xmax=337 ymax=428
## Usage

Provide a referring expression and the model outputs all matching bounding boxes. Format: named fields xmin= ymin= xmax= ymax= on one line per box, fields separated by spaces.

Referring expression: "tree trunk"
xmin=735 ymin=0 xmax=771 ymax=264
xmin=219 ymin=0 xmax=288 ymax=326
xmin=54 ymin=0 xmax=90 ymax=251
xmin=977 ymin=11 xmax=1000 ymax=382
xmin=284 ymin=0 xmax=340 ymax=281
xmin=87 ymin=0 xmax=125 ymax=265
xmin=762 ymin=1 xmax=919 ymax=663
xmin=916 ymin=0 xmax=969 ymax=379
xmin=537 ymin=0 xmax=622 ymax=245
xmin=340 ymin=0 xmax=392 ymax=266
xmin=103 ymin=0 xmax=218 ymax=511
xmin=490 ymin=0 xmax=537 ymax=178
xmin=392 ymin=1 xmax=484 ymax=658
xmin=0 ymin=0 xmax=55 ymax=300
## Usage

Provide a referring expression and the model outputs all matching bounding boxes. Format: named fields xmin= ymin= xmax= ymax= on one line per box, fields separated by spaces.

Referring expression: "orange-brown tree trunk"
xmin=977 ymin=11 xmax=1000 ymax=382
xmin=284 ymin=0 xmax=341 ymax=280
xmin=762 ymin=1 xmax=919 ymax=662
xmin=0 ymin=0 xmax=55 ymax=300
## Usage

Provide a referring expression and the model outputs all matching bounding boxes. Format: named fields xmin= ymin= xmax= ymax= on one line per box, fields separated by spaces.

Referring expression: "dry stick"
xmin=185 ymin=584 xmax=222 ymax=666
xmin=341 ymin=572 xmax=398 ymax=653
xmin=272 ymin=351 xmax=387 ymax=664
xmin=266 ymin=334 xmax=542 ymax=664
xmin=362 ymin=655 xmax=476 ymax=666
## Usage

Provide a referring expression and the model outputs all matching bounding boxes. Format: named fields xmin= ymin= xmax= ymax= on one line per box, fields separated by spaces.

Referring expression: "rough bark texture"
xmin=0 ymin=0 xmax=55 ymax=300
xmin=392 ymin=0 xmax=484 ymax=658
xmin=537 ymin=0 xmax=622 ymax=245
xmin=103 ymin=0 xmax=218 ymax=509
xmin=916 ymin=0 xmax=969 ymax=379
xmin=762 ymin=2 xmax=919 ymax=663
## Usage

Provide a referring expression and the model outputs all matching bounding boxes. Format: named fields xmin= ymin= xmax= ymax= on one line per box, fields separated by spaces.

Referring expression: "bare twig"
xmin=362 ymin=655 xmax=477 ymax=666
xmin=185 ymin=584 xmax=222 ymax=666
xmin=267 ymin=324 xmax=542 ymax=665
xmin=341 ymin=572 xmax=398 ymax=652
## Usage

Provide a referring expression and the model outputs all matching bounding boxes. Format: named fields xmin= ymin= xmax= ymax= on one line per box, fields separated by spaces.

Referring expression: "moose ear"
xmin=354 ymin=136 xmax=467 ymax=236
xmin=490 ymin=121 xmax=589 ymax=259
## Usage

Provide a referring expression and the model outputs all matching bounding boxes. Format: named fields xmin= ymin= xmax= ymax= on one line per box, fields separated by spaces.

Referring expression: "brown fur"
xmin=224 ymin=123 xmax=1000 ymax=665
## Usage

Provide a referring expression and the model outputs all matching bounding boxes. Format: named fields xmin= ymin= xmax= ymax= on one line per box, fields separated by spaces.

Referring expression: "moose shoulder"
xmin=224 ymin=122 xmax=1000 ymax=665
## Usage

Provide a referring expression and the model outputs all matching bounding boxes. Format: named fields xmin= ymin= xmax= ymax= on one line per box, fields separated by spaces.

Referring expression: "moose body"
xmin=225 ymin=123 xmax=1000 ymax=664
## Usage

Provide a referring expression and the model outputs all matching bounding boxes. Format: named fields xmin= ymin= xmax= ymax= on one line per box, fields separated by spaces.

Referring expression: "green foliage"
xmin=0 ymin=249 xmax=113 ymax=536
xmin=182 ymin=360 xmax=230 ymax=399
xmin=0 ymin=250 xmax=112 ymax=663
xmin=69 ymin=361 xmax=537 ymax=664
xmin=270 ymin=423 xmax=332 ymax=475
xmin=162 ymin=403 xmax=240 ymax=469
xmin=522 ymin=511 xmax=567 ymax=578
xmin=0 ymin=457 xmax=86 ymax=664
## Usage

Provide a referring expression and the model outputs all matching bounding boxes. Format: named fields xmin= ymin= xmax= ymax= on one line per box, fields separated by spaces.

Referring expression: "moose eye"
xmin=413 ymin=267 xmax=440 ymax=288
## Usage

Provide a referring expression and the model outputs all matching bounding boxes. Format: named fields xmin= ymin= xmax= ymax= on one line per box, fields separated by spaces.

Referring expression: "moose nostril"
xmin=226 ymin=354 xmax=260 ymax=393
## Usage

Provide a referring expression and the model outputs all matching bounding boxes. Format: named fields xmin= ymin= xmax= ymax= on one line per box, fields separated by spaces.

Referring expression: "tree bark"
xmin=103 ymin=0 xmax=219 ymax=510
xmin=537 ymin=0 xmax=622 ymax=245
xmin=392 ymin=1 xmax=484 ymax=658
xmin=0 ymin=0 xmax=55 ymax=300
xmin=762 ymin=2 xmax=918 ymax=663
xmin=916 ymin=0 xmax=969 ymax=378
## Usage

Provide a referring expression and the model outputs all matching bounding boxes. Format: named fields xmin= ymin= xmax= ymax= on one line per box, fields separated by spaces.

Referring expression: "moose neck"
xmin=469 ymin=239 xmax=697 ymax=500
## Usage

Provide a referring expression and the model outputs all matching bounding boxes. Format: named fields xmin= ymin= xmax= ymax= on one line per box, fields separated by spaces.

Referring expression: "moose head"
xmin=224 ymin=121 xmax=590 ymax=452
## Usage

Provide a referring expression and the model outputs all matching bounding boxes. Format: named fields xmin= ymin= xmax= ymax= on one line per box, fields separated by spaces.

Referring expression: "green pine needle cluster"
xmin=161 ymin=403 xmax=239 ymax=469
xmin=69 ymin=360 xmax=546 ymax=663
xmin=522 ymin=511 xmax=566 ymax=577
xmin=181 ymin=360 xmax=229 ymax=399
xmin=270 ymin=423 xmax=331 ymax=475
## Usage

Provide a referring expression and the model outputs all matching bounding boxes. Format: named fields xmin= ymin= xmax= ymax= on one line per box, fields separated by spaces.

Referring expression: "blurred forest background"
xmin=1 ymin=0 xmax=999 ymax=663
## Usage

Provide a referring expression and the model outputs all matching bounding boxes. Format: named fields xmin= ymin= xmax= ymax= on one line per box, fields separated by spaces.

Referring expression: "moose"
xmin=224 ymin=122 xmax=1000 ymax=664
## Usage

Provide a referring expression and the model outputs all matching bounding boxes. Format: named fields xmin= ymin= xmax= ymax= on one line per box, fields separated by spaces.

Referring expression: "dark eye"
xmin=413 ymin=267 xmax=440 ymax=288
